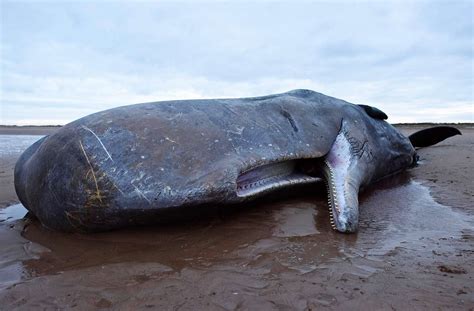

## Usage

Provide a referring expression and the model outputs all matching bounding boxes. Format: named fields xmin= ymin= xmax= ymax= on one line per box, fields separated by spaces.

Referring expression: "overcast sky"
xmin=1 ymin=0 xmax=473 ymax=125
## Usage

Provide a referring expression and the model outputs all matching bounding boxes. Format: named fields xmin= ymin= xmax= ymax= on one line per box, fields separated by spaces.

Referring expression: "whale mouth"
xmin=236 ymin=159 xmax=322 ymax=197
xmin=235 ymin=121 xmax=361 ymax=233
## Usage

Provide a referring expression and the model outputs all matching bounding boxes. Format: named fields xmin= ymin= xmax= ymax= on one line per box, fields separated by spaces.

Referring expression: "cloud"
xmin=1 ymin=1 xmax=472 ymax=125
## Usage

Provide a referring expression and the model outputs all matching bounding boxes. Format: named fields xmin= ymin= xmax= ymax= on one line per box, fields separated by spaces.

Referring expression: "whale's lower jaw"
xmin=322 ymin=125 xmax=361 ymax=233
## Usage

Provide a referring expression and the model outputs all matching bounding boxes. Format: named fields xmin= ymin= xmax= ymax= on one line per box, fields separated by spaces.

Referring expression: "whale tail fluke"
xmin=409 ymin=126 xmax=462 ymax=148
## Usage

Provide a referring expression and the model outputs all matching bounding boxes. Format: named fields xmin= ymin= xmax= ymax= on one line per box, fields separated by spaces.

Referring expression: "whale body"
xmin=14 ymin=89 xmax=460 ymax=232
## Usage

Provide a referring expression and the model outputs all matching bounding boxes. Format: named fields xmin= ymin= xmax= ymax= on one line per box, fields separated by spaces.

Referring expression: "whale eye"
xmin=358 ymin=104 xmax=388 ymax=120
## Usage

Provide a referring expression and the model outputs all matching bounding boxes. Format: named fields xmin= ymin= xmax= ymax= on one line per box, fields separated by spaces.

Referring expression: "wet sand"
xmin=0 ymin=125 xmax=472 ymax=310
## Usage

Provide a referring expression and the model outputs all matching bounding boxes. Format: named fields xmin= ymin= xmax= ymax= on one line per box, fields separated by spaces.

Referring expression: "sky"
xmin=1 ymin=0 xmax=473 ymax=125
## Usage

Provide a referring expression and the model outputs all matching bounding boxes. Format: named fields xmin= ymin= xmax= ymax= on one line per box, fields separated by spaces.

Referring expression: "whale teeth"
xmin=324 ymin=160 xmax=340 ymax=230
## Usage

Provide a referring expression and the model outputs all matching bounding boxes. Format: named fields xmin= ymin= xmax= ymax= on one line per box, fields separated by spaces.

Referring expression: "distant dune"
xmin=393 ymin=122 xmax=473 ymax=127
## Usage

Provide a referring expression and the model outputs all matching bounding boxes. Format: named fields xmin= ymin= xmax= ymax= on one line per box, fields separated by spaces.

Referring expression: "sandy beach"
xmin=0 ymin=125 xmax=472 ymax=310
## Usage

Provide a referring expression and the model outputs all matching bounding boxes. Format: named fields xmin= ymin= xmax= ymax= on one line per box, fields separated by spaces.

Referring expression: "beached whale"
xmin=14 ymin=89 xmax=460 ymax=232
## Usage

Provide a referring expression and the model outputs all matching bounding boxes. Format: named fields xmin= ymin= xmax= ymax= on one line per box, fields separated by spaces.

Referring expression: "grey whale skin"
xmin=14 ymin=89 xmax=460 ymax=233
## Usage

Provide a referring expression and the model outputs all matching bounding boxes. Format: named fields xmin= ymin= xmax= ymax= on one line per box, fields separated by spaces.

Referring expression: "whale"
xmin=14 ymin=89 xmax=461 ymax=233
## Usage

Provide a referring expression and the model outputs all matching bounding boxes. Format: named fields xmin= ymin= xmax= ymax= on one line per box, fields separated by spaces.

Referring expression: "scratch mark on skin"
xmin=81 ymin=125 xmax=114 ymax=162
xmin=165 ymin=137 xmax=177 ymax=143
xmin=228 ymin=126 xmax=245 ymax=135
xmin=79 ymin=140 xmax=103 ymax=204
xmin=112 ymin=182 xmax=125 ymax=195
xmin=167 ymin=112 xmax=183 ymax=120
xmin=49 ymin=184 xmax=61 ymax=205
xmin=132 ymin=184 xmax=151 ymax=204
xmin=65 ymin=211 xmax=85 ymax=231
xmin=222 ymin=105 xmax=242 ymax=118
xmin=99 ymin=171 xmax=125 ymax=196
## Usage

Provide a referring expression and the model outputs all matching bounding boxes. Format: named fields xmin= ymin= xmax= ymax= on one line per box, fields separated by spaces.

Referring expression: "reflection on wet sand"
xmin=1 ymin=172 xmax=472 ymax=309
xmin=0 ymin=204 xmax=27 ymax=223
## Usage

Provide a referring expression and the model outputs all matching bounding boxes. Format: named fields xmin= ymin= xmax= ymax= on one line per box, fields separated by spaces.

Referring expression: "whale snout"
xmin=335 ymin=214 xmax=358 ymax=233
